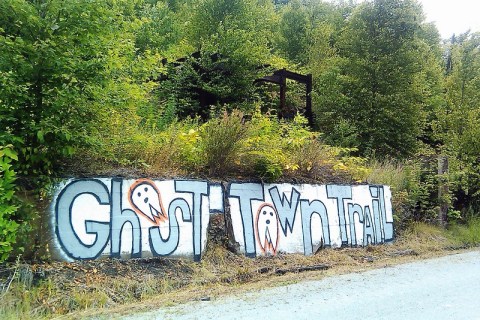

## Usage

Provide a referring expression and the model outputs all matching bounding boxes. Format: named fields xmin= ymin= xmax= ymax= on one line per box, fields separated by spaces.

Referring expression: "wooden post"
xmin=279 ymin=74 xmax=286 ymax=119
xmin=305 ymin=74 xmax=313 ymax=127
xmin=438 ymin=156 xmax=449 ymax=227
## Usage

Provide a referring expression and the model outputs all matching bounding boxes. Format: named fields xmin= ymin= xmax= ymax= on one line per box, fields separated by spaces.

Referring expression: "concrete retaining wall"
xmin=49 ymin=178 xmax=393 ymax=261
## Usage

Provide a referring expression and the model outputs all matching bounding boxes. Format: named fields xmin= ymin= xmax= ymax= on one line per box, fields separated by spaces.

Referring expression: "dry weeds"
xmin=0 ymin=222 xmax=476 ymax=319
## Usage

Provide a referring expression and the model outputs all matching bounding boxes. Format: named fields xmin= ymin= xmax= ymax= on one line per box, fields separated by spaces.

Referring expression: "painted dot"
xmin=266 ymin=219 xmax=270 ymax=224
xmin=137 ymin=192 xmax=141 ymax=197
xmin=144 ymin=197 xmax=149 ymax=203
xmin=270 ymin=211 xmax=273 ymax=217
xmin=144 ymin=187 xmax=148 ymax=192
xmin=263 ymin=211 xmax=267 ymax=215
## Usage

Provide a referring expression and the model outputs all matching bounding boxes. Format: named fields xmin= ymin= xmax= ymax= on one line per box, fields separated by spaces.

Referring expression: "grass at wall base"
xmin=0 ymin=220 xmax=479 ymax=319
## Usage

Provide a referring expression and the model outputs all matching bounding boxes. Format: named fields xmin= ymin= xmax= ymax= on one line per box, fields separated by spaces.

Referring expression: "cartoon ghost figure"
xmin=128 ymin=179 xmax=167 ymax=225
xmin=255 ymin=203 xmax=280 ymax=255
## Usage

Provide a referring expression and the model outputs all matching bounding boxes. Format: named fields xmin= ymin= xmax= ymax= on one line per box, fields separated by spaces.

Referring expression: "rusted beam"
xmin=254 ymin=75 xmax=283 ymax=85
xmin=274 ymin=69 xmax=310 ymax=84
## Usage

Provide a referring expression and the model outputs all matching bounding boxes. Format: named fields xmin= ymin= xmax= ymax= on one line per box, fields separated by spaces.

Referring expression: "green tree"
xmin=134 ymin=1 xmax=180 ymax=54
xmin=155 ymin=0 xmax=280 ymax=120
xmin=314 ymin=0 xmax=442 ymax=158
xmin=0 ymin=0 xmax=121 ymax=178
xmin=436 ymin=32 xmax=480 ymax=214
xmin=276 ymin=0 xmax=310 ymax=64
xmin=276 ymin=0 xmax=347 ymax=65
xmin=0 ymin=0 xmax=163 ymax=259
xmin=0 ymin=0 xmax=160 ymax=178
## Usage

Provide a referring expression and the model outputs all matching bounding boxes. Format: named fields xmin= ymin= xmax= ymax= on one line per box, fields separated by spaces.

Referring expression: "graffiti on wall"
xmin=227 ymin=183 xmax=393 ymax=257
xmin=51 ymin=179 xmax=393 ymax=261
xmin=52 ymin=178 xmax=223 ymax=261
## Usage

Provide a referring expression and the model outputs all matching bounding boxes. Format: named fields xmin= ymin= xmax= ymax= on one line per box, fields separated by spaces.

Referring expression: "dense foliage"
xmin=1 ymin=0 xmax=480 ymax=260
xmin=0 ymin=144 xmax=19 ymax=260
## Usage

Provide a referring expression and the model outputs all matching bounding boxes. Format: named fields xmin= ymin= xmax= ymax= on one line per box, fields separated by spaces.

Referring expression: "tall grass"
xmin=367 ymin=159 xmax=410 ymax=191
xmin=448 ymin=217 xmax=480 ymax=247
xmin=367 ymin=159 xmax=414 ymax=229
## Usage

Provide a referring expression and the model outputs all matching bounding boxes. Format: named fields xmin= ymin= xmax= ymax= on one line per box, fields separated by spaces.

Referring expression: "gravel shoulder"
xmin=123 ymin=249 xmax=480 ymax=320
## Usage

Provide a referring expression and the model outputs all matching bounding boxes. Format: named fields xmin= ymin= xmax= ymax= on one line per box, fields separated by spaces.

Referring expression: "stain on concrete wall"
xmin=50 ymin=179 xmax=393 ymax=261
xmin=227 ymin=183 xmax=393 ymax=257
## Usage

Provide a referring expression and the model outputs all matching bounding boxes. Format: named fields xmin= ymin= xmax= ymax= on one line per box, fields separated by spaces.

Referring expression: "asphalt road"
xmin=124 ymin=250 xmax=480 ymax=320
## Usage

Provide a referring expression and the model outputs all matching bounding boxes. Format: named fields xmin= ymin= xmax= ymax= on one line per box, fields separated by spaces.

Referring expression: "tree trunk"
xmin=438 ymin=156 xmax=449 ymax=227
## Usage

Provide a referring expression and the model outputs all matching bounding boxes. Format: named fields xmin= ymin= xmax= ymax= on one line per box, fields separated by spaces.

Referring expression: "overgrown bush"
xmin=82 ymin=109 xmax=370 ymax=183
xmin=0 ymin=144 xmax=19 ymax=261
xmin=198 ymin=110 xmax=248 ymax=176
xmin=367 ymin=154 xmax=448 ymax=230
xmin=241 ymin=110 xmax=291 ymax=180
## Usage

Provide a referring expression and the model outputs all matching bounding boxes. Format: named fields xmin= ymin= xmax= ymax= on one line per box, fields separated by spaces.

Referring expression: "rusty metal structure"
xmin=255 ymin=68 xmax=313 ymax=127
xmin=158 ymin=52 xmax=314 ymax=126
